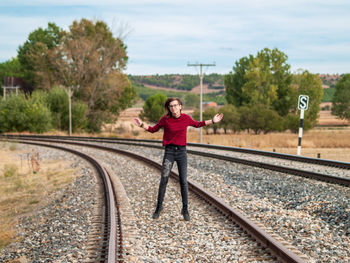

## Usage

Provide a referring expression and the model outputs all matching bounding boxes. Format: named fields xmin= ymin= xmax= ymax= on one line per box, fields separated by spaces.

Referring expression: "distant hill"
xmin=129 ymin=73 xmax=341 ymax=92
xmin=129 ymin=73 xmax=342 ymax=103
xmin=128 ymin=74 xmax=224 ymax=92
xmin=319 ymin=74 xmax=342 ymax=88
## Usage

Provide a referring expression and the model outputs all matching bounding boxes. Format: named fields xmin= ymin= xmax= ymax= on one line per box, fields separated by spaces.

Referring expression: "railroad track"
xmin=8 ymin=140 xmax=123 ymax=263
xmin=4 ymin=135 xmax=348 ymax=186
xmin=6 ymin=135 xmax=349 ymax=169
xmin=3 ymin=136 xmax=309 ymax=262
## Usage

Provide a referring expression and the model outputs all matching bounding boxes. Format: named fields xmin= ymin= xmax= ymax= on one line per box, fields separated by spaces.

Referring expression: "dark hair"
xmin=165 ymin=97 xmax=183 ymax=117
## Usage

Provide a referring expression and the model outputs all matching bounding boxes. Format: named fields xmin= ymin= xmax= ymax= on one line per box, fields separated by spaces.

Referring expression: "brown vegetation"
xmin=318 ymin=103 xmax=350 ymax=126
xmin=0 ymin=142 xmax=77 ymax=249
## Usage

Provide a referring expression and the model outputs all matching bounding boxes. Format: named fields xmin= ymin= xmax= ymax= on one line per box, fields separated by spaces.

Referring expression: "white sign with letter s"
xmin=298 ymin=95 xmax=309 ymax=110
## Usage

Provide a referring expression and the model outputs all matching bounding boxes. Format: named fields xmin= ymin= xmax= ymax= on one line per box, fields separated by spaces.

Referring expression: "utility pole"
xmin=187 ymin=62 xmax=215 ymax=143
xmin=66 ymin=86 xmax=74 ymax=136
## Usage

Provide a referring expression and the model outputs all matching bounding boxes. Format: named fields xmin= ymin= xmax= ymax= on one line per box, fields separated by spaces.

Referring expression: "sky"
xmin=0 ymin=0 xmax=349 ymax=75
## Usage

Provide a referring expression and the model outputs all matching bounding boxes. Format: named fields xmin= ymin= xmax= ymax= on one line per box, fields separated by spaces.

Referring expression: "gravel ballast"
xmin=1 ymin=142 xmax=349 ymax=262
xmin=0 ymin=144 xmax=97 ymax=263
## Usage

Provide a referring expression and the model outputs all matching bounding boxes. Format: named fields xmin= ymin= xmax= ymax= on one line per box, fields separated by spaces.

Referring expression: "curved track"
xmin=7 ymin=135 xmax=348 ymax=169
xmin=10 ymin=140 xmax=123 ymax=263
xmin=4 ymin=135 xmax=349 ymax=187
xmin=4 ymin=137 xmax=307 ymax=263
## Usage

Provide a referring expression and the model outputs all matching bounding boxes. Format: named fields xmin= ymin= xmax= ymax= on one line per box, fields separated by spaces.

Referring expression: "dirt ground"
xmin=318 ymin=103 xmax=349 ymax=126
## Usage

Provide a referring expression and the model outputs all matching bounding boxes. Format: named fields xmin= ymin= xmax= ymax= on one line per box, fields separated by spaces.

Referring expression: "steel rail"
xmin=9 ymin=137 xmax=306 ymax=263
xmin=8 ymin=140 xmax=122 ymax=263
xmin=5 ymin=134 xmax=348 ymax=169
xmin=78 ymin=136 xmax=350 ymax=169
xmin=3 ymin=134 xmax=349 ymax=186
xmin=187 ymin=149 xmax=350 ymax=187
xmin=94 ymin=141 xmax=350 ymax=186
xmin=42 ymin=137 xmax=350 ymax=187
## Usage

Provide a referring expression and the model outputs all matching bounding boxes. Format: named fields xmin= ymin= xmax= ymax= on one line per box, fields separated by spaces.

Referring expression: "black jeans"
xmin=155 ymin=144 xmax=188 ymax=211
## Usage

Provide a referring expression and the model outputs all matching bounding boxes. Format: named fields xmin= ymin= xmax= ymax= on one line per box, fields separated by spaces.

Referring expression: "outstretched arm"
xmin=133 ymin=118 xmax=149 ymax=130
xmin=204 ymin=113 xmax=224 ymax=125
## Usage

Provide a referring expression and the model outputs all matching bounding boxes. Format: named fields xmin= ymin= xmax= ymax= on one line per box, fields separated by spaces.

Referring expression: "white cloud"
xmin=1 ymin=0 xmax=349 ymax=74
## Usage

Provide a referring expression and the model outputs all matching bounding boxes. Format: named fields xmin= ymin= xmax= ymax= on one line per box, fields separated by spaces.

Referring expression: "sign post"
xmin=297 ymin=95 xmax=309 ymax=155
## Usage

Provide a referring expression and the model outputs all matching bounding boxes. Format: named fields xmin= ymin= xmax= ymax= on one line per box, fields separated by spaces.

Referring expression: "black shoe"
xmin=152 ymin=206 xmax=163 ymax=219
xmin=181 ymin=208 xmax=190 ymax=221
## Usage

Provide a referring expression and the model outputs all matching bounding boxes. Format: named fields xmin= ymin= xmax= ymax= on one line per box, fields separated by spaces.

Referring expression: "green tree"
xmin=322 ymin=88 xmax=335 ymax=102
xmin=17 ymin=22 xmax=62 ymax=88
xmin=203 ymin=107 xmax=217 ymax=134
xmin=224 ymin=55 xmax=253 ymax=107
xmin=139 ymin=93 xmax=167 ymax=123
xmin=84 ymin=71 xmax=135 ymax=131
xmin=261 ymin=107 xmax=284 ymax=134
xmin=225 ymin=48 xmax=323 ymax=133
xmin=0 ymin=58 xmax=23 ymax=83
xmin=225 ymin=48 xmax=293 ymax=116
xmin=26 ymin=91 xmax=53 ymax=133
xmin=291 ymin=70 xmax=323 ymax=129
xmin=0 ymin=92 xmax=52 ymax=133
xmin=192 ymin=110 xmax=199 ymax=121
xmin=0 ymin=94 xmax=29 ymax=132
xmin=46 ymin=87 xmax=67 ymax=129
xmin=219 ymin=104 xmax=240 ymax=133
xmin=192 ymin=109 xmax=210 ymax=134
xmin=46 ymin=19 xmax=134 ymax=131
xmin=184 ymin=93 xmax=200 ymax=108
xmin=332 ymin=74 xmax=350 ymax=121
xmin=284 ymin=113 xmax=300 ymax=133
xmin=46 ymin=87 xmax=88 ymax=132
xmin=238 ymin=104 xmax=283 ymax=134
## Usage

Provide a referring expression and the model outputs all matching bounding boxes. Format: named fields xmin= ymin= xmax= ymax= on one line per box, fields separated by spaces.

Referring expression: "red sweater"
xmin=147 ymin=114 xmax=206 ymax=146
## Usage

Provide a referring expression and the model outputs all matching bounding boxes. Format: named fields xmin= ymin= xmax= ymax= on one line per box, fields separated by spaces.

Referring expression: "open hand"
xmin=212 ymin=113 xmax=223 ymax=124
xmin=133 ymin=118 xmax=142 ymax=127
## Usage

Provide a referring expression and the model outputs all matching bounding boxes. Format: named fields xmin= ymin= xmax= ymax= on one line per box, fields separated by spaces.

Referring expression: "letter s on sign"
xmin=298 ymin=95 xmax=309 ymax=110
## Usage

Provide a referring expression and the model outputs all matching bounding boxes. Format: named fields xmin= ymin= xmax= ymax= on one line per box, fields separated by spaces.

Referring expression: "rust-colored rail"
xmin=103 ymin=140 xmax=350 ymax=186
xmin=6 ymin=134 xmax=348 ymax=169
xmin=10 ymin=137 xmax=306 ymax=263
xmin=4 ymin=134 xmax=348 ymax=187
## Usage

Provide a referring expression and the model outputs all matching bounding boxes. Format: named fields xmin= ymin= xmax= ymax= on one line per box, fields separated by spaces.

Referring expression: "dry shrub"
xmin=0 ymin=222 xmax=17 ymax=248
xmin=303 ymin=131 xmax=350 ymax=148
xmin=186 ymin=130 xmax=350 ymax=149
xmin=114 ymin=124 xmax=127 ymax=134
xmin=27 ymin=151 xmax=40 ymax=174
xmin=9 ymin=143 xmax=17 ymax=151
xmin=3 ymin=164 xmax=18 ymax=178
